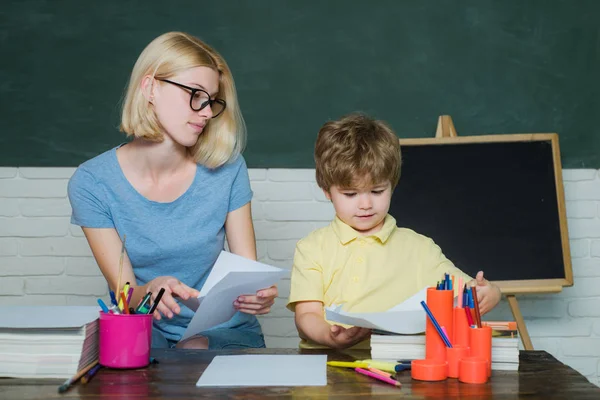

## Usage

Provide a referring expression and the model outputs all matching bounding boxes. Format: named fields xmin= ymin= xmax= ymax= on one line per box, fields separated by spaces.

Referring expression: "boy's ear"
xmin=322 ymin=188 xmax=332 ymax=201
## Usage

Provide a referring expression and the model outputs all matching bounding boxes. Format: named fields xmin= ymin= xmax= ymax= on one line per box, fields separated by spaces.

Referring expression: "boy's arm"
xmin=421 ymin=237 xmax=500 ymax=314
xmin=294 ymin=301 xmax=371 ymax=349
xmin=469 ymin=271 xmax=501 ymax=315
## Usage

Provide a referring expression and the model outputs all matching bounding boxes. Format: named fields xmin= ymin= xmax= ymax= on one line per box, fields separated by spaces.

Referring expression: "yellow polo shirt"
xmin=287 ymin=214 xmax=470 ymax=349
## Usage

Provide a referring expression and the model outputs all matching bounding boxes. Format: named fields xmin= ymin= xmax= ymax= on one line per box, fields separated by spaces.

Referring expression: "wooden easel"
xmin=434 ymin=115 xmax=535 ymax=350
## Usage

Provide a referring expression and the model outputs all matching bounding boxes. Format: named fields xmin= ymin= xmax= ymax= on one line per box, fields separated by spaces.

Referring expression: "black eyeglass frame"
xmin=157 ymin=79 xmax=226 ymax=118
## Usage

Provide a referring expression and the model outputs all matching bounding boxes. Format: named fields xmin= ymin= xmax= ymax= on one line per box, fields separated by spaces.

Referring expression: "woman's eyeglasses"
xmin=157 ymin=79 xmax=226 ymax=118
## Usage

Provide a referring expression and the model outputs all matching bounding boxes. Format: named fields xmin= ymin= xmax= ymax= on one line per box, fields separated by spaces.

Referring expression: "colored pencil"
xmin=471 ymin=283 xmax=482 ymax=328
xmin=58 ymin=360 xmax=99 ymax=393
xmin=81 ymin=364 xmax=102 ymax=384
xmin=465 ymin=306 xmax=474 ymax=326
xmin=368 ymin=366 xmax=396 ymax=380
xmin=355 ymin=367 xmax=401 ymax=387
xmin=327 ymin=361 xmax=369 ymax=368
xmin=441 ymin=326 xmax=453 ymax=347
xmin=420 ymin=301 xmax=452 ymax=347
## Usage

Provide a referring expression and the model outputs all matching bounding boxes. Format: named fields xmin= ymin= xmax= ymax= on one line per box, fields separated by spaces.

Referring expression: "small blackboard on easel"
xmin=389 ymin=116 xmax=573 ymax=350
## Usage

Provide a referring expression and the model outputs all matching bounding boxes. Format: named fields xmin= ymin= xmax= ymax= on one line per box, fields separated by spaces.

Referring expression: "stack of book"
xmin=0 ymin=306 xmax=99 ymax=378
xmin=371 ymin=321 xmax=519 ymax=371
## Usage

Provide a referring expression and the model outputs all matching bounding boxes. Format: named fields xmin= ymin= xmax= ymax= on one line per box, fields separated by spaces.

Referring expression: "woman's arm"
xmin=225 ymin=203 xmax=278 ymax=314
xmin=82 ymin=227 xmax=199 ymax=319
xmin=82 ymin=227 xmax=138 ymax=298
xmin=224 ymin=202 xmax=257 ymax=260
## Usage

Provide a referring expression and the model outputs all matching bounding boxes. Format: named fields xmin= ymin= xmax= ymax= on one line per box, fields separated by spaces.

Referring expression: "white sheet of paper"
xmin=196 ymin=355 xmax=327 ymax=387
xmin=324 ymin=288 xmax=427 ymax=334
xmin=181 ymin=252 xmax=288 ymax=341
xmin=0 ymin=306 xmax=99 ymax=329
xmin=202 ymin=251 xmax=286 ymax=295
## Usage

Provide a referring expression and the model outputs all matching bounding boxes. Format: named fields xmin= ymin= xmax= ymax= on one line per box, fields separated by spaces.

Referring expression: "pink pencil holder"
xmin=99 ymin=311 xmax=152 ymax=369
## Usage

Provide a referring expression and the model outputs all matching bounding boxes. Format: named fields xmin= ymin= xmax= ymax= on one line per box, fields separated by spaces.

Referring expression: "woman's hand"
xmin=145 ymin=276 xmax=200 ymax=320
xmin=233 ymin=285 xmax=278 ymax=315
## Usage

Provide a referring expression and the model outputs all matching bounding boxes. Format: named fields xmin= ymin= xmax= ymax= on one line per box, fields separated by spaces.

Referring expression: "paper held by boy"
xmin=180 ymin=251 xmax=288 ymax=341
xmin=325 ymin=288 xmax=428 ymax=334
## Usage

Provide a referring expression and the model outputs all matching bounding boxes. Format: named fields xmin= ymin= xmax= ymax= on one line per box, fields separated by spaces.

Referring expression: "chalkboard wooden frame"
xmin=396 ymin=133 xmax=573 ymax=295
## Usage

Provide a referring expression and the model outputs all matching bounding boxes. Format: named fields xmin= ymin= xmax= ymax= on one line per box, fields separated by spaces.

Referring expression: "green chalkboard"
xmin=1 ymin=0 xmax=599 ymax=168
xmin=389 ymin=135 xmax=572 ymax=293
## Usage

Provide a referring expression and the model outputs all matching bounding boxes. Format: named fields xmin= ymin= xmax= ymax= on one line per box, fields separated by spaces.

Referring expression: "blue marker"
xmin=97 ymin=299 xmax=110 ymax=313
xmin=395 ymin=360 xmax=412 ymax=372
xmin=109 ymin=291 xmax=118 ymax=306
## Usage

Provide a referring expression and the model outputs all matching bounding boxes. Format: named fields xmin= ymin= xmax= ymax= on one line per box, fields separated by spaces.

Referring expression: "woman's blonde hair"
xmin=315 ymin=113 xmax=401 ymax=191
xmin=120 ymin=31 xmax=245 ymax=169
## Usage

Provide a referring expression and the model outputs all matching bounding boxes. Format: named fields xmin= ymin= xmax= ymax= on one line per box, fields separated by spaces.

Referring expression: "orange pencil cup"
xmin=468 ymin=326 xmax=492 ymax=377
xmin=453 ymin=307 xmax=470 ymax=347
xmin=425 ymin=287 xmax=453 ymax=361
xmin=411 ymin=359 xmax=448 ymax=381
xmin=99 ymin=311 xmax=153 ymax=369
xmin=458 ymin=357 xmax=489 ymax=384
xmin=446 ymin=345 xmax=470 ymax=378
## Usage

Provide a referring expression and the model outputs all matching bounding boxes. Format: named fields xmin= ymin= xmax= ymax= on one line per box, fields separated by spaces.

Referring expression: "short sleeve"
xmin=287 ymin=237 xmax=325 ymax=311
xmin=419 ymin=237 xmax=472 ymax=290
xmin=68 ymin=167 xmax=114 ymax=228
xmin=228 ymin=156 xmax=253 ymax=212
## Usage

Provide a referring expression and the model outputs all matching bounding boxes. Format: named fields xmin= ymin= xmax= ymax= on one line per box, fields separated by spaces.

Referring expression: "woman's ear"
xmin=140 ymin=75 xmax=155 ymax=103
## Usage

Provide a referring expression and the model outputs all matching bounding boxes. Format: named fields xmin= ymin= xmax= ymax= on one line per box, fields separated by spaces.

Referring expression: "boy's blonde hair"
xmin=120 ymin=31 xmax=245 ymax=169
xmin=315 ymin=113 xmax=401 ymax=191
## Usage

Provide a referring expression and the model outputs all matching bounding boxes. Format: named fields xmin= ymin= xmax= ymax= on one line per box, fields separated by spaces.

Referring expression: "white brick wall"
xmin=1 ymin=167 xmax=600 ymax=386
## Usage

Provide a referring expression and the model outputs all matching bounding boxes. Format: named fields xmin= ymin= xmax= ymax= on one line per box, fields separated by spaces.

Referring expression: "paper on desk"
xmin=324 ymin=287 xmax=427 ymax=334
xmin=180 ymin=251 xmax=288 ymax=341
xmin=196 ymin=354 xmax=327 ymax=387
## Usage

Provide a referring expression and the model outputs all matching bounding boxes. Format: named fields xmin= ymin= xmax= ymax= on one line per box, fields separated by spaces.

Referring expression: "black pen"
xmin=147 ymin=288 xmax=165 ymax=314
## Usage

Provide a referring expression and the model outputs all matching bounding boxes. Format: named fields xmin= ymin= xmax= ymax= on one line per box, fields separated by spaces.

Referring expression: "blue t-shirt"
xmin=68 ymin=146 xmax=261 ymax=342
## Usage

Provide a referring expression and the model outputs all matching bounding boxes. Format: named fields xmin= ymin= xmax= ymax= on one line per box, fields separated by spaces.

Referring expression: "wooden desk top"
xmin=1 ymin=349 xmax=599 ymax=399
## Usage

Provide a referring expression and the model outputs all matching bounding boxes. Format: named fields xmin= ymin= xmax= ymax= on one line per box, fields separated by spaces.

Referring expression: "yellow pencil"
xmin=358 ymin=359 xmax=397 ymax=373
xmin=118 ymin=282 xmax=130 ymax=310
xmin=327 ymin=361 xmax=370 ymax=369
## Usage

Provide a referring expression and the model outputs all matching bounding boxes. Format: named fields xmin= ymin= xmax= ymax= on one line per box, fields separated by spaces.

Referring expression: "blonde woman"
xmin=68 ymin=32 xmax=277 ymax=349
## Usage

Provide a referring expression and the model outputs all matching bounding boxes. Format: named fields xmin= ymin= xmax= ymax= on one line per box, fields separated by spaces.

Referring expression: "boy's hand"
xmin=469 ymin=271 xmax=501 ymax=315
xmin=328 ymin=325 xmax=371 ymax=349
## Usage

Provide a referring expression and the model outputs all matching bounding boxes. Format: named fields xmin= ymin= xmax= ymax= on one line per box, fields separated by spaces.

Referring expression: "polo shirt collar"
xmin=331 ymin=214 xmax=397 ymax=245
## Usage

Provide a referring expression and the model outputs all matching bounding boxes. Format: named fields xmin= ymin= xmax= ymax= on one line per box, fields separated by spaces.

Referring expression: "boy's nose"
xmin=358 ymin=194 xmax=372 ymax=209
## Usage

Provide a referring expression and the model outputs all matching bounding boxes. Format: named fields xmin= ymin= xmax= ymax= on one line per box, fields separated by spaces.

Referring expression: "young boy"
xmin=287 ymin=113 xmax=501 ymax=349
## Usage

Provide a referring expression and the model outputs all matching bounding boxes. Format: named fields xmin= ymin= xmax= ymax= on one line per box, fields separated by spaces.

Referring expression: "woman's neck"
xmin=121 ymin=138 xmax=193 ymax=181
